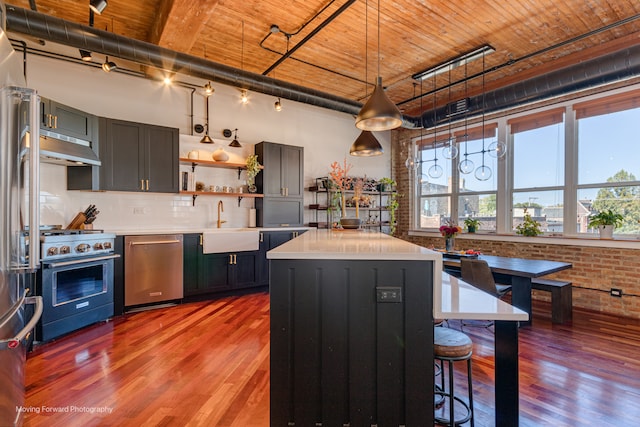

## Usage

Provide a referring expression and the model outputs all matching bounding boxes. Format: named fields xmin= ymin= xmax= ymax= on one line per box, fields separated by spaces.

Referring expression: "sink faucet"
xmin=217 ymin=200 xmax=226 ymax=228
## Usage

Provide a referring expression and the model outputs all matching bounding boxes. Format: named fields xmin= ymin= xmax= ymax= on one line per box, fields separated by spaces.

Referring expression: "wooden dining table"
xmin=442 ymin=254 xmax=572 ymax=326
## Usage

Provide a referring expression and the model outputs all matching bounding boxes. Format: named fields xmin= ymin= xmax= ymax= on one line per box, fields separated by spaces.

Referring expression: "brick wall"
xmin=392 ymin=129 xmax=640 ymax=319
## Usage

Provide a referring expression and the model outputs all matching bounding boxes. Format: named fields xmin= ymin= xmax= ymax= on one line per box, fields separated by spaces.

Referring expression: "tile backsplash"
xmin=39 ymin=135 xmax=256 ymax=232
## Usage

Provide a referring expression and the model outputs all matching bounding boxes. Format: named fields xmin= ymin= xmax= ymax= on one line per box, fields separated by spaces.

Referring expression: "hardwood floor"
xmin=22 ymin=292 xmax=640 ymax=426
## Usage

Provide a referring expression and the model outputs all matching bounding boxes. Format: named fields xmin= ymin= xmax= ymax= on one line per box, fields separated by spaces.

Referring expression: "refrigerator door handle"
xmin=0 ymin=296 xmax=43 ymax=351
xmin=28 ymin=91 xmax=41 ymax=270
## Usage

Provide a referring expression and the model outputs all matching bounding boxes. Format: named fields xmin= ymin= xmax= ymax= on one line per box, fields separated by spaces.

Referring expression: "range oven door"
xmin=37 ymin=254 xmax=118 ymax=341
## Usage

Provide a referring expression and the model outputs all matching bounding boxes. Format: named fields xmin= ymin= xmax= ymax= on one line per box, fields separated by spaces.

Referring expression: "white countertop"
xmin=267 ymin=228 xmax=443 ymax=261
xmin=107 ymin=226 xmax=312 ymax=235
xmin=436 ymin=273 xmax=529 ymax=321
xmin=268 ymin=229 xmax=526 ymax=322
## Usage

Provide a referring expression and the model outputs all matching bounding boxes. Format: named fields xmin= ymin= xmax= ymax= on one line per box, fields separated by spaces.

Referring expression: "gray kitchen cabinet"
xmin=40 ymin=97 xmax=96 ymax=142
xmin=67 ymin=118 xmax=179 ymax=192
xmin=255 ymin=142 xmax=304 ymax=227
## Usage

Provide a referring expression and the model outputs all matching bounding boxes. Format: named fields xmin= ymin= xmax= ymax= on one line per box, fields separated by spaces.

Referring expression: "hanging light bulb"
xmin=204 ymin=82 xmax=214 ymax=96
xmin=442 ymin=136 xmax=459 ymax=159
xmin=475 ymin=163 xmax=492 ymax=181
xmin=274 ymin=98 xmax=282 ymax=112
xmin=488 ymin=139 xmax=507 ymax=158
xmin=240 ymin=89 xmax=249 ymax=104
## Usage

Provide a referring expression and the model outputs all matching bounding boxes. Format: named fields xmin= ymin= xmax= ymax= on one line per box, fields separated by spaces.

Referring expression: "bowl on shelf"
xmin=340 ymin=218 xmax=361 ymax=230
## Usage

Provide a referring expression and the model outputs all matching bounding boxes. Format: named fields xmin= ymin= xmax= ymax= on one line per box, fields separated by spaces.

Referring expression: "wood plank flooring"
xmin=22 ymin=291 xmax=640 ymax=427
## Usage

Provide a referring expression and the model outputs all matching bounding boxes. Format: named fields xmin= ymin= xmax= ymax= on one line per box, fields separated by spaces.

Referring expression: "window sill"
xmin=407 ymin=230 xmax=640 ymax=249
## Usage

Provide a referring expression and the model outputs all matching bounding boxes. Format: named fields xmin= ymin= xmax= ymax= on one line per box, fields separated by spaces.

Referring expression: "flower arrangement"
xmin=439 ymin=222 xmax=462 ymax=238
xmin=329 ymin=158 xmax=353 ymax=218
xmin=353 ymin=176 xmax=364 ymax=218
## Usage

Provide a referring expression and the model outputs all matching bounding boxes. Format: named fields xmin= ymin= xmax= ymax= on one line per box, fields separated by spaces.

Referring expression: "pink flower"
xmin=439 ymin=225 xmax=462 ymax=238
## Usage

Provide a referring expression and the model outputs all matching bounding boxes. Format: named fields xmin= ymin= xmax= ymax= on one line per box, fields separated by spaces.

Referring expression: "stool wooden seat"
xmin=434 ymin=328 xmax=474 ymax=427
xmin=434 ymin=327 xmax=473 ymax=358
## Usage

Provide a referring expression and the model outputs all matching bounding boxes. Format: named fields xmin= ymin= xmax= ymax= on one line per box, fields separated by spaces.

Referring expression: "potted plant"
xmin=515 ymin=208 xmax=542 ymax=236
xmin=245 ymin=154 xmax=261 ymax=193
xmin=588 ymin=208 xmax=623 ymax=239
xmin=378 ymin=177 xmax=396 ymax=192
xmin=464 ymin=217 xmax=481 ymax=233
xmin=386 ymin=192 xmax=401 ymax=236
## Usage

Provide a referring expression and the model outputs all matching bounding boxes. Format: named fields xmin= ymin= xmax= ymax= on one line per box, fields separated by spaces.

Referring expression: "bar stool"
xmin=434 ymin=327 xmax=474 ymax=426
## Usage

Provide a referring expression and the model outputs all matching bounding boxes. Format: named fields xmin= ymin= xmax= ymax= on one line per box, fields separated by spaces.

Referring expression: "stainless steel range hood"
xmin=39 ymin=129 xmax=101 ymax=166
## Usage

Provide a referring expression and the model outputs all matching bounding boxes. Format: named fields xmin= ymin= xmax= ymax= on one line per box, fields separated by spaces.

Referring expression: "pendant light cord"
xmin=377 ymin=0 xmax=380 ymax=78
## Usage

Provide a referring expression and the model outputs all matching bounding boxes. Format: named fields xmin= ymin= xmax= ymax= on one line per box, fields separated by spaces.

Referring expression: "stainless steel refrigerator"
xmin=0 ymin=21 xmax=43 ymax=427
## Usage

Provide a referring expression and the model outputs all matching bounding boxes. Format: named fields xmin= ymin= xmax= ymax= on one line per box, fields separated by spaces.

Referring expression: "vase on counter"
xmin=445 ymin=237 xmax=455 ymax=252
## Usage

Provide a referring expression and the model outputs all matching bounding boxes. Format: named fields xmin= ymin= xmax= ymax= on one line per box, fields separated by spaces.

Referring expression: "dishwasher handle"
xmin=129 ymin=239 xmax=182 ymax=246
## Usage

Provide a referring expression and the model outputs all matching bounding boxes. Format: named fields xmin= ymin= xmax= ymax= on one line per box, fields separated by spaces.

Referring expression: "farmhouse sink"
xmin=202 ymin=228 xmax=260 ymax=254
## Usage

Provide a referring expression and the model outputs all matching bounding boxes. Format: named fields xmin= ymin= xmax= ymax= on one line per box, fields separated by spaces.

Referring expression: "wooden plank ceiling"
xmin=6 ymin=0 xmax=640 ymax=116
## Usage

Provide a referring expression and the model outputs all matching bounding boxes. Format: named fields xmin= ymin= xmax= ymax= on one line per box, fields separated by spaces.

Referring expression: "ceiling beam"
xmin=150 ymin=0 xmax=221 ymax=52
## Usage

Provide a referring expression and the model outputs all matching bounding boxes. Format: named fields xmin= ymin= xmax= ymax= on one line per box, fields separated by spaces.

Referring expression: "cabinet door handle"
xmin=286 ymin=187 xmax=289 ymax=196
xmin=199 ymin=235 xmax=203 ymax=246
xmin=53 ymin=115 xmax=58 ymax=129
xmin=229 ymin=254 xmax=233 ymax=264
xmin=259 ymin=233 xmax=263 ymax=242
xmin=140 ymin=180 xmax=145 ymax=190
xmin=46 ymin=114 xmax=52 ymax=127
xmin=145 ymin=179 xmax=149 ymax=191
xmin=233 ymin=254 xmax=237 ymax=264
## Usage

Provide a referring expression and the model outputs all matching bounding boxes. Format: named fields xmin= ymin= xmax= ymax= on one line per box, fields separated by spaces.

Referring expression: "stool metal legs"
xmin=434 ymin=352 xmax=474 ymax=426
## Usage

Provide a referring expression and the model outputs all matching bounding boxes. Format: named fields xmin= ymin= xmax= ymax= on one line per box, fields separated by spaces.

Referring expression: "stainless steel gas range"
xmin=35 ymin=228 xmax=119 ymax=341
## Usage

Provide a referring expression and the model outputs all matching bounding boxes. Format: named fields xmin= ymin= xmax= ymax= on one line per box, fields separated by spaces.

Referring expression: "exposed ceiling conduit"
xmin=406 ymin=44 xmax=640 ymax=129
xmin=5 ymin=5 xmax=362 ymax=116
xmin=5 ymin=5 xmax=640 ymax=130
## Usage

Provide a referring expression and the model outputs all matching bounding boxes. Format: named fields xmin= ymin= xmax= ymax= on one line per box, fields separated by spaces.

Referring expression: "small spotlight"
xmin=240 ymin=89 xmax=248 ymax=104
xmin=102 ymin=56 xmax=117 ymax=72
xmin=79 ymin=50 xmax=92 ymax=62
xmin=274 ymin=98 xmax=282 ymax=112
xmin=204 ymin=82 xmax=214 ymax=96
xmin=163 ymin=76 xmax=172 ymax=85
xmin=89 ymin=0 xmax=108 ymax=14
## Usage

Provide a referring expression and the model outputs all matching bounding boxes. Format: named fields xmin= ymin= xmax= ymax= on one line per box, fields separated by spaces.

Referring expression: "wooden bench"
xmin=531 ymin=278 xmax=572 ymax=324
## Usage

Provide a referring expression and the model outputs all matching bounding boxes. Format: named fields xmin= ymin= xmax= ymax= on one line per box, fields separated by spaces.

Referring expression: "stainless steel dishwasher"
xmin=124 ymin=234 xmax=183 ymax=308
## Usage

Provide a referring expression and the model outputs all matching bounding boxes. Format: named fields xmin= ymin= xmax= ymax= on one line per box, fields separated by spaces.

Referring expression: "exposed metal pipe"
xmin=5 ymin=5 xmax=362 ymax=116
xmin=404 ymin=45 xmax=640 ymax=129
xmin=262 ymin=0 xmax=356 ymax=75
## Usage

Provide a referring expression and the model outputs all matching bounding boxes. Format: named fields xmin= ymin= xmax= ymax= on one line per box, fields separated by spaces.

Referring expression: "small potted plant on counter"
xmin=588 ymin=208 xmax=624 ymax=239
xmin=378 ymin=177 xmax=396 ymax=192
xmin=464 ymin=217 xmax=481 ymax=233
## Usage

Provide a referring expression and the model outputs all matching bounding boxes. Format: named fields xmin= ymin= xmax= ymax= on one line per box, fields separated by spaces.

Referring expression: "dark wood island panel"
xmin=270 ymin=259 xmax=435 ymax=426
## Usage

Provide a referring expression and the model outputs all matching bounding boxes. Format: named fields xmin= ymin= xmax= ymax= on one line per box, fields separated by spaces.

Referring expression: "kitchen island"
xmin=268 ymin=229 xmax=527 ymax=427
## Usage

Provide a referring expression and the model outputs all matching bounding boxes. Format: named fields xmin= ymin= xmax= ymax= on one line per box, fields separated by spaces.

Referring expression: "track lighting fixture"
xmin=240 ymin=89 xmax=249 ymax=104
xmin=204 ymin=81 xmax=214 ymax=96
xmin=274 ymin=98 xmax=282 ymax=112
xmin=101 ymin=56 xmax=117 ymax=72
xmin=79 ymin=50 xmax=92 ymax=62
xmin=89 ymin=0 xmax=108 ymax=15
xmin=229 ymin=129 xmax=241 ymax=147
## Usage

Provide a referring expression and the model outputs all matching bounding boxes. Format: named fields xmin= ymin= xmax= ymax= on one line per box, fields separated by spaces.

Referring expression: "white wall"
xmin=28 ymin=53 xmax=391 ymax=231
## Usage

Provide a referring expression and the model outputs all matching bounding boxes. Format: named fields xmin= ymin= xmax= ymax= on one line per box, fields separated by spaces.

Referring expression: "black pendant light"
xmin=355 ymin=0 xmax=402 ymax=131
xmin=200 ymin=95 xmax=213 ymax=144
xmin=229 ymin=128 xmax=241 ymax=147
xmin=350 ymin=130 xmax=383 ymax=156
xmin=350 ymin=0 xmax=383 ymax=156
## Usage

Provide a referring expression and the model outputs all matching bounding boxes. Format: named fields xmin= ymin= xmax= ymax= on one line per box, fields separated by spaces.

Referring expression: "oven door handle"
xmin=44 ymin=254 xmax=121 ymax=268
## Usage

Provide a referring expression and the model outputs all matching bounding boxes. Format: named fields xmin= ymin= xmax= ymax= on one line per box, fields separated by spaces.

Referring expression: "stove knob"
xmin=93 ymin=242 xmax=104 ymax=250
xmin=76 ymin=243 xmax=91 ymax=253
xmin=47 ymin=247 xmax=59 ymax=256
xmin=103 ymin=242 xmax=112 ymax=249
xmin=60 ymin=246 xmax=71 ymax=254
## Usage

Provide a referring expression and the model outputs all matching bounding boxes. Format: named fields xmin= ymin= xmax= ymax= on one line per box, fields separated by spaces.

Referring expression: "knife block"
xmin=66 ymin=212 xmax=87 ymax=230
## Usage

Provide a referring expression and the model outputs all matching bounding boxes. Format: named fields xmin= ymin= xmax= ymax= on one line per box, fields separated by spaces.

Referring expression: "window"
xmin=412 ymin=84 xmax=640 ymax=238
xmin=509 ymin=108 xmax=565 ymax=232
xmin=575 ymin=90 xmax=640 ymax=236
